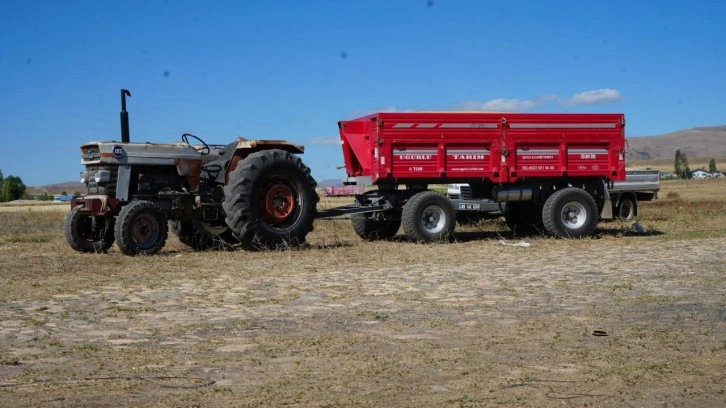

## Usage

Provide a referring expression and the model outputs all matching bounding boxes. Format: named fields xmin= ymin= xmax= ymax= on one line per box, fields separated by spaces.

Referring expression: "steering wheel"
xmin=181 ymin=133 xmax=211 ymax=155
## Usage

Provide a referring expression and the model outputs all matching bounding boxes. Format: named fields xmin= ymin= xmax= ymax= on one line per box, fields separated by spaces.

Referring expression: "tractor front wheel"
xmin=115 ymin=200 xmax=168 ymax=255
xmin=65 ymin=207 xmax=115 ymax=253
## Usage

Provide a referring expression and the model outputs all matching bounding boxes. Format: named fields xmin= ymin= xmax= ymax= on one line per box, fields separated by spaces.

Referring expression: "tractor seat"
xmin=201 ymin=141 xmax=239 ymax=183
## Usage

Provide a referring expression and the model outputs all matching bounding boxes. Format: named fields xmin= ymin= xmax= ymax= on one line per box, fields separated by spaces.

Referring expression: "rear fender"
xmin=226 ymin=139 xmax=305 ymax=182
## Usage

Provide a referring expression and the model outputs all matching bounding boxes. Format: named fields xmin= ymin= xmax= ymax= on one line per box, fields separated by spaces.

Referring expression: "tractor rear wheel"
xmin=115 ymin=200 xmax=168 ymax=255
xmin=169 ymin=219 xmax=237 ymax=251
xmin=402 ymin=190 xmax=455 ymax=243
xmin=223 ymin=149 xmax=319 ymax=249
xmin=351 ymin=211 xmax=401 ymax=241
xmin=65 ymin=207 xmax=115 ymax=253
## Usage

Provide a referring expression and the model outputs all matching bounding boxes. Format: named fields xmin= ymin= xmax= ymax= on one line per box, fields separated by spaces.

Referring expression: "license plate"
xmin=458 ymin=203 xmax=480 ymax=210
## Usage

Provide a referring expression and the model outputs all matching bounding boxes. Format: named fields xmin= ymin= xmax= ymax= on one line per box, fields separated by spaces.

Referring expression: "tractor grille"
xmin=81 ymin=145 xmax=101 ymax=162
xmin=84 ymin=165 xmax=118 ymax=196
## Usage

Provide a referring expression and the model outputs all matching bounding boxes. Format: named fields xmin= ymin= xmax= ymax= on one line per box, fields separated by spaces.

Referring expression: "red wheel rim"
xmin=261 ymin=183 xmax=295 ymax=224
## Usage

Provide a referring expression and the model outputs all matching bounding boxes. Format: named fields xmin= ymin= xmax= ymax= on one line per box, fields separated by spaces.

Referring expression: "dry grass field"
xmin=1 ymin=179 xmax=725 ymax=407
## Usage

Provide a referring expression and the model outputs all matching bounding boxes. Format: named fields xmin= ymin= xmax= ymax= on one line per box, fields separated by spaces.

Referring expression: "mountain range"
xmin=626 ymin=125 xmax=726 ymax=162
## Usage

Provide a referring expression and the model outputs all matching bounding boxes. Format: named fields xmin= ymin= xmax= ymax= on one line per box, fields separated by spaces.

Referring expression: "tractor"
xmin=65 ymin=89 xmax=319 ymax=255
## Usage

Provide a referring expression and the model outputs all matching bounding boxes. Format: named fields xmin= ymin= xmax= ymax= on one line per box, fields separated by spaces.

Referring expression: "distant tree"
xmin=39 ymin=192 xmax=53 ymax=201
xmin=3 ymin=175 xmax=26 ymax=202
xmin=61 ymin=191 xmax=67 ymax=196
xmin=708 ymin=158 xmax=717 ymax=173
xmin=674 ymin=149 xmax=690 ymax=179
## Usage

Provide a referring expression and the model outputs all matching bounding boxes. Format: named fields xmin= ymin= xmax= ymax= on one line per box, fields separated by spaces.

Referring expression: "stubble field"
xmin=1 ymin=179 xmax=725 ymax=407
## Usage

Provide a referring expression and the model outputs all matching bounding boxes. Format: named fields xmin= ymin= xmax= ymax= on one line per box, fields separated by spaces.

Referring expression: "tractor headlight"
xmin=94 ymin=170 xmax=111 ymax=183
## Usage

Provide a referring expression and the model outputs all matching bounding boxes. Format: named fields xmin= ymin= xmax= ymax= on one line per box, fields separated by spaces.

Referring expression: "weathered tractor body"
xmin=66 ymin=90 xmax=318 ymax=255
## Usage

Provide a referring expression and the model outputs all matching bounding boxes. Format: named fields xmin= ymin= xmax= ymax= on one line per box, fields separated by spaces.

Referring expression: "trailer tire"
xmin=65 ymin=207 xmax=115 ymax=253
xmin=616 ymin=196 xmax=636 ymax=221
xmin=223 ymin=149 xmax=319 ymax=250
xmin=115 ymin=200 xmax=168 ymax=255
xmin=169 ymin=220 xmax=237 ymax=251
xmin=542 ymin=188 xmax=598 ymax=238
xmin=504 ymin=202 xmax=544 ymax=236
xmin=402 ymin=191 xmax=455 ymax=243
xmin=351 ymin=212 xmax=401 ymax=241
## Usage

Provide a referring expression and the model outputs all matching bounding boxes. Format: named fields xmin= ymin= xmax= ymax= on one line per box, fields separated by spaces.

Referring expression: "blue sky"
xmin=1 ymin=0 xmax=724 ymax=186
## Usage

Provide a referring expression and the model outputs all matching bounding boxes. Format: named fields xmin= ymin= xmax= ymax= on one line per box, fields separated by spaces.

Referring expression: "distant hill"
xmin=626 ymin=125 xmax=726 ymax=162
xmin=317 ymin=179 xmax=343 ymax=188
xmin=26 ymin=181 xmax=85 ymax=197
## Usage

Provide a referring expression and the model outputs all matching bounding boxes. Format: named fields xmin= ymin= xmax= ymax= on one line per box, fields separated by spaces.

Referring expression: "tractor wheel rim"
xmin=560 ymin=201 xmax=587 ymax=229
xmin=131 ymin=214 xmax=159 ymax=248
xmin=421 ymin=205 xmax=446 ymax=233
xmin=262 ymin=183 xmax=295 ymax=224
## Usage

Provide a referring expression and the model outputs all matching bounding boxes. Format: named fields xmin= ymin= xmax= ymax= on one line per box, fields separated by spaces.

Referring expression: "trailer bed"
xmin=339 ymin=112 xmax=626 ymax=185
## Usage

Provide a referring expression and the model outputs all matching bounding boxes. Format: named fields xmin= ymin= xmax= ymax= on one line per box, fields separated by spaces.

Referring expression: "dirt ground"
xmin=1 ymin=194 xmax=725 ymax=407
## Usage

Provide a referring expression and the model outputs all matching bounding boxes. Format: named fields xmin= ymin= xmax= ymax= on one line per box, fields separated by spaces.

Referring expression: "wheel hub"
xmin=131 ymin=214 xmax=159 ymax=247
xmin=263 ymin=183 xmax=295 ymax=223
xmin=561 ymin=202 xmax=587 ymax=229
xmin=421 ymin=205 xmax=446 ymax=233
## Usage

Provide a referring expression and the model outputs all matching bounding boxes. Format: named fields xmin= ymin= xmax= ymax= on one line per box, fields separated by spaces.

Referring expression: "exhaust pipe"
xmin=120 ymin=89 xmax=131 ymax=143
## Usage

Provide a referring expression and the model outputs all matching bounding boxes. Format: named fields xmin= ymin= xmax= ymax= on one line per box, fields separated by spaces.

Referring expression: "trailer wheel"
xmin=351 ymin=211 xmax=401 ymax=240
xmin=504 ymin=202 xmax=544 ymax=236
xmin=402 ymin=191 xmax=455 ymax=243
xmin=616 ymin=196 xmax=636 ymax=221
xmin=115 ymin=200 xmax=168 ymax=255
xmin=169 ymin=220 xmax=237 ymax=251
xmin=542 ymin=188 xmax=598 ymax=238
xmin=65 ymin=207 xmax=115 ymax=253
xmin=223 ymin=149 xmax=319 ymax=249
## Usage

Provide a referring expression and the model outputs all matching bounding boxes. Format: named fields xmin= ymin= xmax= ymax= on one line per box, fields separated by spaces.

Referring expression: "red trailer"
xmin=333 ymin=112 xmax=626 ymax=241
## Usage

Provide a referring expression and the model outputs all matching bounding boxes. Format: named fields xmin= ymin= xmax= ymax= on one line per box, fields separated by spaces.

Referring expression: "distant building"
xmin=53 ymin=195 xmax=74 ymax=202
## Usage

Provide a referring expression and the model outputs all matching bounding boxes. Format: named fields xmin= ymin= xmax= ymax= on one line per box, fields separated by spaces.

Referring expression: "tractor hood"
xmin=80 ymin=141 xmax=201 ymax=166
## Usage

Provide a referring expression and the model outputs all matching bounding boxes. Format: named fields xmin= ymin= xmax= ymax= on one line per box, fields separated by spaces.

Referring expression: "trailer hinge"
xmin=501 ymin=117 xmax=509 ymax=128
xmin=620 ymin=117 xmax=626 ymax=127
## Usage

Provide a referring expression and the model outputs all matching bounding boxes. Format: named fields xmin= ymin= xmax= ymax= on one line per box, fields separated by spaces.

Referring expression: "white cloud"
xmin=308 ymin=136 xmax=341 ymax=145
xmin=455 ymin=89 xmax=623 ymax=112
xmin=457 ymin=94 xmax=558 ymax=112
xmin=563 ymin=88 xmax=623 ymax=106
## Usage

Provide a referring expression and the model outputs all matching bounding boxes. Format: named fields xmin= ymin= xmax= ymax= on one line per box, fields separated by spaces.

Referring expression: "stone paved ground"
xmin=1 ymin=231 xmax=725 ymax=407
